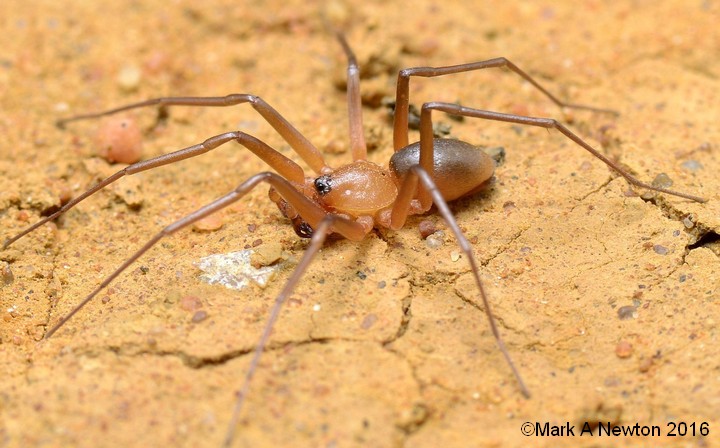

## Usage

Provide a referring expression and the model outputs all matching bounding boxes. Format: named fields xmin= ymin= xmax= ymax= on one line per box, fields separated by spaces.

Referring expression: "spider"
xmin=3 ymin=33 xmax=705 ymax=446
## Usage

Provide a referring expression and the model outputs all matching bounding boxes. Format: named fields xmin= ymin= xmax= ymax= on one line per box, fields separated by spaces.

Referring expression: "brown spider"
xmin=3 ymin=33 xmax=705 ymax=446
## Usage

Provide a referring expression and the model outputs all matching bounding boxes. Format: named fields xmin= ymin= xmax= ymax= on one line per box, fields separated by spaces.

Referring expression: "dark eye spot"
xmin=296 ymin=222 xmax=313 ymax=238
xmin=314 ymin=175 xmax=332 ymax=196
xmin=292 ymin=217 xmax=314 ymax=238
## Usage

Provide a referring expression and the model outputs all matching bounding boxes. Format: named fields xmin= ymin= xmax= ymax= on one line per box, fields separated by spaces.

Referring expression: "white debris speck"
xmin=312 ymin=303 xmax=321 ymax=312
xmin=54 ymin=102 xmax=69 ymax=113
xmin=195 ymin=250 xmax=284 ymax=291
xmin=425 ymin=230 xmax=445 ymax=249
xmin=117 ymin=64 xmax=142 ymax=92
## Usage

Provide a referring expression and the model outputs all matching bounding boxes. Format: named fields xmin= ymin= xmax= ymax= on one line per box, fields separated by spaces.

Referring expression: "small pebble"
xmin=57 ymin=182 xmax=73 ymax=205
xmin=1 ymin=263 xmax=14 ymax=286
xmin=680 ymin=160 xmax=703 ymax=172
xmin=117 ymin=64 xmax=142 ymax=92
xmin=653 ymin=245 xmax=669 ymax=255
xmin=651 ymin=172 xmax=673 ymax=189
xmin=193 ymin=213 xmax=224 ymax=232
xmin=250 ymin=240 xmax=283 ymax=268
xmin=615 ymin=340 xmax=633 ymax=358
xmin=682 ymin=215 xmax=696 ymax=229
xmin=638 ymin=357 xmax=653 ymax=372
xmin=191 ymin=310 xmax=208 ymax=323
xmin=578 ymin=160 xmax=593 ymax=171
xmin=361 ymin=313 xmax=378 ymax=330
xmin=425 ymin=230 xmax=445 ymax=249
xmin=180 ymin=295 xmax=203 ymax=312
xmin=617 ymin=305 xmax=637 ymax=320
xmin=94 ymin=116 xmax=143 ymax=164
xmin=144 ymin=51 xmax=169 ymax=75
xmin=16 ymin=210 xmax=29 ymax=222
xmin=418 ymin=220 xmax=436 ymax=239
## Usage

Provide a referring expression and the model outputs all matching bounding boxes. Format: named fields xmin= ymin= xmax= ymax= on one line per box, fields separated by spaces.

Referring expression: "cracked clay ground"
xmin=1 ymin=1 xmax=719 ymax=447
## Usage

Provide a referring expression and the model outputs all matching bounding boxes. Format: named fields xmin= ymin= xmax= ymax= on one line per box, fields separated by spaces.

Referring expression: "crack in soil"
xmin=68 ymin=337 xmax=336 ymax=370
xmin=641 ymin=195 xmax=713 ymax=244
xmin=688 ymin=229 xmax=720 ymax=256
xmin=378 ymin=344 xmax=430 ymax=436
xmin=73 ymin=334 xmax=433 ymax=440
xmin=568 ymin=176 xmax=615 ymax=212
xmin=480 ymin=224 xmax=531 ymax=268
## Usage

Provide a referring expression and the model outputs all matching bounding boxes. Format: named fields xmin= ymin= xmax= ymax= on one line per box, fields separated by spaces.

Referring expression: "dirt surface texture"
xmin=1 ymin=1 xmax=719 ymax=447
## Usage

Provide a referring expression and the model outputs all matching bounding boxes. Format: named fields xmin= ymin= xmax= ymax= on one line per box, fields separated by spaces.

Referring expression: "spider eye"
xmin=292 ymin=219 xmax=313 ymax=238
xmin=314 ymin=175 xmax=332 ymax=196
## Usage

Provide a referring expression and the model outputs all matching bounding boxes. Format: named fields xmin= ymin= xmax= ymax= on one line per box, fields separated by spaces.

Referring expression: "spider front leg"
xmin=57 ymin=93 xmax=330 ymax=174
xmin=3 ymin=131 xmax=306 ymax=249
xmin=44 ymin=171 xmax=360 ymax=338
xmin=223 ymin=212 xmax=368 ymax=447
xmin=39 ymin=168 xmax=370 ymax=444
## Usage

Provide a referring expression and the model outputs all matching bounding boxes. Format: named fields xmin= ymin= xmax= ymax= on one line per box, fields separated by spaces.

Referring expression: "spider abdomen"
xmin=389 ymin=138 xmax=495 ymax=202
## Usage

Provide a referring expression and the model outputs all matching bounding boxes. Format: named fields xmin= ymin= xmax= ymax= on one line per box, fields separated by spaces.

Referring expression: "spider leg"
xmin=57 ymin=94 xmax=330 ymax=173
xmin=223 ymin=213 xmax=367 ymax=447
xmin=335 ymin=32 xmax=367 ymax=162
xmin=44 ymin=171 xmax=365 ymax=339
xmin=393 ymin=58 xmax=618 ymax=150
xmin=389 ymin=164 xmax=530 ymax=398
xmin=4 ymin=131 xmax=307 ymax=249
xmin=416 ymin=102 xmax=706 ymax=205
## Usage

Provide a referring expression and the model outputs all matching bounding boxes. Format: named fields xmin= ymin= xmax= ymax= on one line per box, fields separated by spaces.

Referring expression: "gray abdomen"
xmin=389 ymin=138 xmax=495 ymax=202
